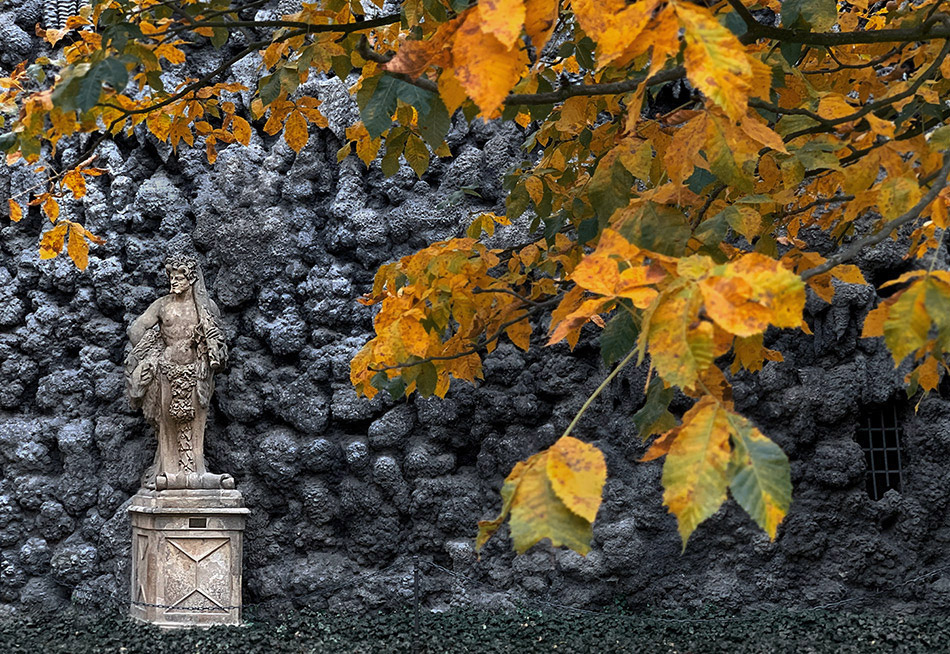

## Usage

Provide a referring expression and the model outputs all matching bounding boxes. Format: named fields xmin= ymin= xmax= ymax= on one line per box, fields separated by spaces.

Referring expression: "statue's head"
xmin=165 ymin=254 xmax=198 ymax=296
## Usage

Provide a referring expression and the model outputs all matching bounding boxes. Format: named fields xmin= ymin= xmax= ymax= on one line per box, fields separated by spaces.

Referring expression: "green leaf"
xmin=362 ymin=74 xmax=400 ymax=139
xmin=782 ymin=0 xmax=837 ymax=30
xmin=633 ymin=376 xmax=677 ymax=440
xmin=99 ymin=58 xmax=129 ymax=93
xmin=728 ymin=413 xmax=792 ymax=540
xmin=211 ymin=27 xmax=230 ymax=48
xmin=76 ymin=64 xmax=106 ymax=113
xmin=619 ymin=202 xmax=690 ymax=256
xmin=381 ymin=127 xmax=409 ymax=176
xmin=588 ymin=157 xmax=633 ymax=223
xmin=417 ymin=96 xmax=451 ymax=150
xmin=259 ymin=73 xmax=282 ymax=106
xmin=404 ymin=133 xmax=430 ymax=178
xmin=600 ymin=309 xmax=639 ymax=366
xmin=416 ymin=360 xmax=438 ymax=396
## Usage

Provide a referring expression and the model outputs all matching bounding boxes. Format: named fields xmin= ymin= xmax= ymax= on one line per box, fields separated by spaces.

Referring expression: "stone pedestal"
xmin=129 ymin=489 xmax=249 ymax=628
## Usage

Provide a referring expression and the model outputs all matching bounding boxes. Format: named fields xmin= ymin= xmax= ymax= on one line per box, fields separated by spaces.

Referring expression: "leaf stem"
xmin=562 ymin=346 xmax=638 ymax=439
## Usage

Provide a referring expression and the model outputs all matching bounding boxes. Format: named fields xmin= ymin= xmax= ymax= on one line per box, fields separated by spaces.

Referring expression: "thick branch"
xmin=800 ymin=153 xmax=950 ymax=281
xmin=505 ymin=67 xmax=686 ymax=105
xmin=728 ymin=1 xmax=947 ymax=46
xmin=155 ymin=13 xmax=401 ymax=38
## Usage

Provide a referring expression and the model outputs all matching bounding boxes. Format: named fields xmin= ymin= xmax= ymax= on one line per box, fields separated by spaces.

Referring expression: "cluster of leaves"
xmin=5 ymin=0 xmax=950 ymax=553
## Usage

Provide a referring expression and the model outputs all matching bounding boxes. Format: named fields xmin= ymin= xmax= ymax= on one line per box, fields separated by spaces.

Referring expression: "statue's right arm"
xmin=128 ymin=299 xmax=164 ymax=346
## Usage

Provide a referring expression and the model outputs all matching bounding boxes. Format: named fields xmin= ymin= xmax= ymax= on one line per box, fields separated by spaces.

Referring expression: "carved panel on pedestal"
xmin=163 ymin=537 xmax=231 ymax=613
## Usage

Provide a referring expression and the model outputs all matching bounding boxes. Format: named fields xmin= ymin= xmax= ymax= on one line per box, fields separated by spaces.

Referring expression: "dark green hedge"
xmin=1 ymin=607 xmax=946 ymax=653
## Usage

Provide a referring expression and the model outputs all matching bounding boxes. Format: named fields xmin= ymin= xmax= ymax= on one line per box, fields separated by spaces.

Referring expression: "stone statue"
xmin=126 ymin=254 xmax=234 ymax=490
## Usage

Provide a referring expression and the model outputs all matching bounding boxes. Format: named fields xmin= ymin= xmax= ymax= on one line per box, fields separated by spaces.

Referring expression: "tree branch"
xmin=504 ymin=67 xmax=686 ymax=106
xmin=734 ymin=6 xmax=947 ymax=46
xmin=800 ymin=152 xmax=950 ymax=281
xmin=786 ymin=35 xmax=950 ymax=141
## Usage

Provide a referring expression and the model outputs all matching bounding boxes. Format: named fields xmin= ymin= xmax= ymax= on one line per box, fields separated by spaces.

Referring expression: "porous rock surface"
xmin=2 ymin=6 xmax=950 ymax=617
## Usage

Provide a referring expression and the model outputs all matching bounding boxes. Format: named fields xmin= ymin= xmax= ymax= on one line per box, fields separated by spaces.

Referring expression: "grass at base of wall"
xmin=0 ymin=606 xmax=946 ymax=653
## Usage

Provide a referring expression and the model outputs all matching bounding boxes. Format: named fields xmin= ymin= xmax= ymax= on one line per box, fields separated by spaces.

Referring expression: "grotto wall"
xmin=3 ymin=0 xmax=950 ymax=616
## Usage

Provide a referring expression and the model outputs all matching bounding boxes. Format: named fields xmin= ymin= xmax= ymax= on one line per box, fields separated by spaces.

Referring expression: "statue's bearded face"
xmin=169 ymin=269 xmax=192 ymax=295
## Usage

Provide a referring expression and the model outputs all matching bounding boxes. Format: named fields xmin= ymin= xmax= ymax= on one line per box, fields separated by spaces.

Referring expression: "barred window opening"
xmin=855 ymin=404 xmax=905 ymax=500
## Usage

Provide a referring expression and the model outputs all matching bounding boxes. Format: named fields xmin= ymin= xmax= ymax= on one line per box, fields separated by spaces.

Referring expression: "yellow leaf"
xmin=7 ymin=199 xmax=22 ymax=222
xmin=42 ymin=196 xmax=60 ymax=223
xmin=39 ymin=222 xmax=69 ymax=260
xmin=62 ymin=169 xmax=87 ymax=199
xmin=438 ymin=69 xmax=469 ymax=115
xmin=661 ymin=397 xmax=732 ymax=547
xmin=647 ymin=288 xmax=715 ymax=388
xmin=675 ymin=2 xmax=753 ymax=121
xmin=878 ymin=177 xmax=922 ymax=221
xmin=505 ymin=318 xmax=532 ymax=351
xmin=509 ymin=450 xmax=594 ymax=554
xmin=284 ymin=109 xmax=309 ymax=153
xmin=861 ymin=302 xmax=889 ymax=338
xmin=573 ymin=0 xmax=659 ymax=67
xmin=66 ymin=222 xmax=90 ymax=270
xmin=883 ymin=280 xmax=930 ymax=364
xmin=476 ymin=458 xmax=529 ymax=553
xmin=545 ymin=436 xmax=607 ymax=523
xmin=451 ymin=7 xmax=528 ymax=117
xmin=699 ymin=253 xmax=805 ymax=337
xmin=524 ymin=0 xmax=558 ymax=52
xmin=478 ymin=0 xmax=526 ymax=48
xmin=231 ymin=116 xmax=251 ymax=146
xmin=146 ymin=112 xmax=171 ymax=142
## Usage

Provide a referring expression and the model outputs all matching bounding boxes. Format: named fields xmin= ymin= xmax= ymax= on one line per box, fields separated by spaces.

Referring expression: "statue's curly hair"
xmin=164 ymin=254 xmax=199 ymax=281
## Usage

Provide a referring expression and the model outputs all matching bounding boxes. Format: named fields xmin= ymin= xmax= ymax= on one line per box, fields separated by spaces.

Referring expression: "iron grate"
xmin=855 ymin=404 xmax=905 ymax=500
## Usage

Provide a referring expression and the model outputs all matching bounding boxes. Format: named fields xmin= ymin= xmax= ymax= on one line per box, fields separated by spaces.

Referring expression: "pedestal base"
xmin=129 ymin=488 xmax=249 ymax=628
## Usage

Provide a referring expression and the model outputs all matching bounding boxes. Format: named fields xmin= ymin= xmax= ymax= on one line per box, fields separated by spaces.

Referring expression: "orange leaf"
xmin=62 ymin=169 xmax=87 ymax=199
xmin=385 ymin=19 xmax=462 ymax=77
xmin=7 ymin=199 xmax=22 ymax=222
xmin=39 ymin=222 xmax=69 ymax=259
xmin=524 ymin=0 xmax=558 ymax=52
xmin=66 ymin=223 xmax=90 ymax=270
xmin=284 ymin=110 xmax=309 ymax=153
xmin=478 ymin=0 xmax=526 ymax=48
xmin=451 ymin=8 xmax=528 ymax=117
xmin=505 ymin=318 xmax=532 ymax=351
xmin=42 ymin=196 xmax=59 ymax=223
xmin=231 ymin=115 xmax=251 ymax=146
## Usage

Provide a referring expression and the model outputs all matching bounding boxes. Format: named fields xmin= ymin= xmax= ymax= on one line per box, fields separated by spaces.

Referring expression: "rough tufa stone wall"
xmin=3 ymin=1 xmax=950 ymax=616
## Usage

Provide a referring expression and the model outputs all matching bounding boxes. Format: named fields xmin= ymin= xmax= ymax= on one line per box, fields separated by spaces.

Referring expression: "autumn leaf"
xmin=675 ymin=2 xmax=753 ymax=121
xmin=646 ymin=288 xmax=715 ymax=389
xmin=661 ymin=397 xmax=732 ymax=547
xmin=545 ymin=436 xmax=607 ymax=522
xmin=283 ymin=109 xmax=309 ymax=153
xmin=451 ymin=8 xmax=528 ymax=116
xmin=42 ymin=196 xmax=60 ymax=223
xmin=39 ymin=222 xmax=69 ymax=259
xmin=727 ymin=411 xmax=791 ymax=540
xmin=66 ymin=222 xmax=90 ymax=270
xmin=62 ymin=170 xmax=87 ymax=198
xmin=478 ymin=0 xmax=526 ymax=49
xmin=7 ymin=199 xmax=22 ymax=222
xmin=231 ymin=116 xmax=251 ymax=146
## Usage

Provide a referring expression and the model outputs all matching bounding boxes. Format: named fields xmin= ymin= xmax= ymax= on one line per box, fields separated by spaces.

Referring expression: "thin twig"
xmin=801 ymin=152 xmax=950 ymax=280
